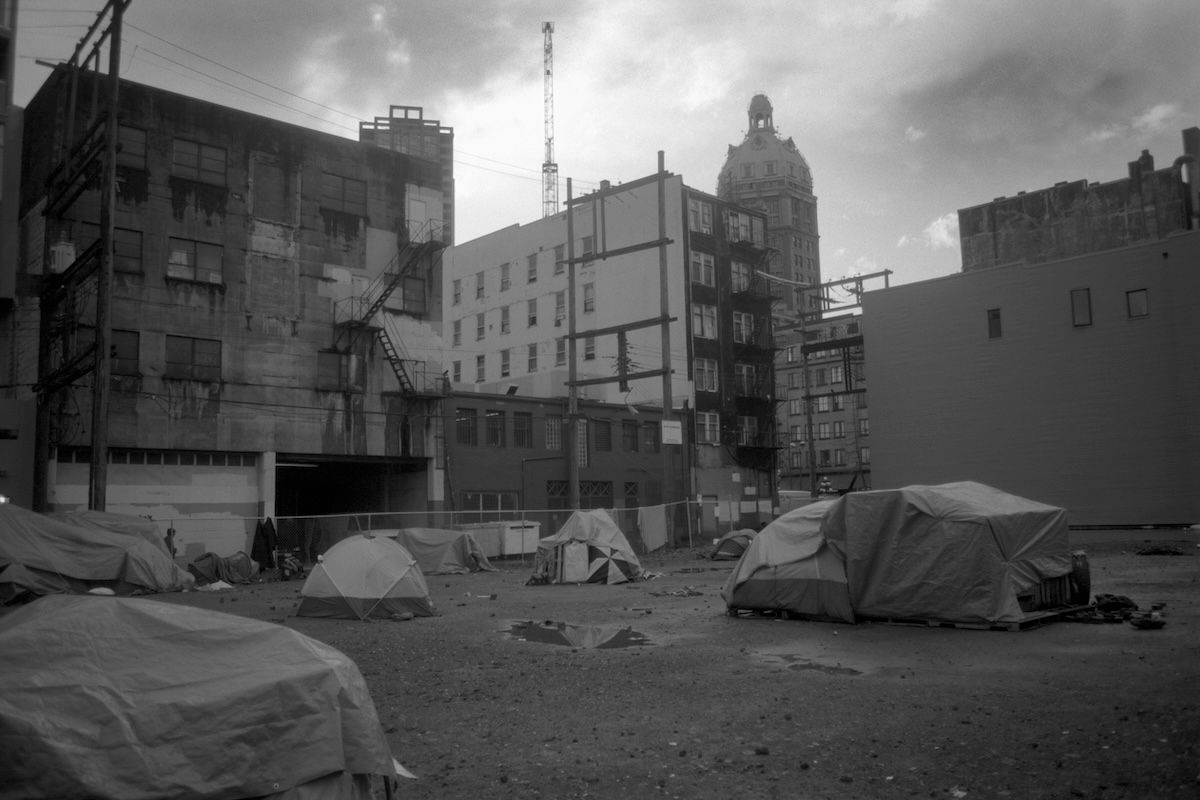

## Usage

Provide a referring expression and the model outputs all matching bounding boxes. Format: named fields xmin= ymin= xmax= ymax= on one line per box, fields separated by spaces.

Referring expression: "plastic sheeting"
xmin=390 ymin=528 xmax=496 ymax=574
xmin=529 ymin=509 xmax=642 ymax=584
xmin=0 ymin=595 xmax=397 ymax=800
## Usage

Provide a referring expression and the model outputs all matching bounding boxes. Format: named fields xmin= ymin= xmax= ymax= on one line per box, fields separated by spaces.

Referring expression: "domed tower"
xmin=718 ymin=94 xmax=820 ymax=317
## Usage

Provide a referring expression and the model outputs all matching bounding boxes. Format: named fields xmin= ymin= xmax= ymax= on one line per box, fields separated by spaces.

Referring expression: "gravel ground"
xmin=153 ymin=530 xmax=1200 ymax=800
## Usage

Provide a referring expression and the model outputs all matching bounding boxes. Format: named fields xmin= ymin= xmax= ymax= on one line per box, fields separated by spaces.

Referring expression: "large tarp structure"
xmin=0 ymin=503 xmax=192 ymax=603
xmin=390 ymin=528 xmax=496 ymax=574
xmin=0 ymin=595 xmax=401 ymax=800
xmin=44 ymin=509 xmax=170 ymax=555
xmin=297 ymin=533 xmax=435 ymax=620
xmin=721 ymin=500 xmax=853 ymax=622
xmin=528 ymin=509 xmax=642 ymax=585
xmin=821 ymin=482 xmax=1073 ymax=624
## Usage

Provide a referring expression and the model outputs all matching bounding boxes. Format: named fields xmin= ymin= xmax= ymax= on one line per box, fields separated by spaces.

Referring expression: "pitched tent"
xmin=390 ymin=527 xmax=497 ymax=574
xmin=722 ymin=500 xmax=854 ymax=623
xmin=297 ymin=533 xmax=435 ymax=619
xmin=821 ymin=481 xmax=1073 ymax=625
xmin=528 ymin=509 xmax=642 ymax=585
xmin=0 ymin=595 xmax=403 ymax=799
xmin=44 ymin=509 xmax=170 ymax=555
xmin=711 ymin=528 xmax=757 ymax=560
xmin=0 ymin=503 xmax=193 ymax=604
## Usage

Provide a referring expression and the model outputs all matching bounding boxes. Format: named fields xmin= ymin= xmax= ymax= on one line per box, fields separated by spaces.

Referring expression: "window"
xmin=987 ymin=308 xmax=1002 ymax=339
xmin=166 ymin=238 xmax=222 ymax=284
xmin=476 ymin=313 xmax=485 ymax=341
xmin=475 ymin=354 xmax=485 ymax=382
xmin=765 ymin=198 xmax=780 ymax=223
xmin=452 ymin=320 xmax=462 ymax=346
xmin=500 ymin=306 xmax=510 ymax=334
xmin=594 ymin=420 xmax=612 ymax=451
xmin=1126 ymin=289 xmax=1149 ymax=318
xmin=858 ymin=417 xmax=870 ymax=436
xmin=500 ymin=349 xmax=510 ymax=378
xmin=527 ymin=298 xmax=538 ymax=327
xmin=765 ymin=161 xmax=777 ymax=176
xmin=555 ymin=291 xmax=566 ymax=325
xmin=642 ymin=421 xmax=661 ymax=453
xmin=688 ymin=198 xmax=713 ymax=234
xmin=461 ymin=491 xmax=518 ymax=519
xmin=546 ymin=414 xmax=563 ymax=450
xmin=817 ymin=422 xmax=830 ymax=440
xmin=164 ymin=335 xmax=220 ymax=382
xmin=456 ymin=408 xmax=478 ymax=445
xmin=514 ymin=412 xmax=533 ymax=448
xmin=737 ymin=415 xmax=758 ymax=446
xmin=785 ymin=346 xmax=796 ymax=363
xmin=741 ymin=163 xmax=753 ymax=179
xmin=319 ymin=172 xmax=365 ymax=215
xmin=111 ymin=330 xmax=139 ymax=375
xmin=527 ymin=253 xmax=538 ymax=283
xmin=734 ymin=362 xmax=755 ymax=395
xmin=486 ymin=411 xmax=506 ymax=447
xmin=576 ymin=420 xmax=589 ymax=467
xmin=556 ymin=338 xmax=566 ymax=366
xmin=173 ymin=138 xmax=226 ymax=185
xmin=316 ymin=350 xmax=363 ymax=391
xmin=452 ymin=360 xmax=461 ymax=383
xmin=500 ymin=263 xmax=510 ymax=291
xmin=452 ymin=279 xmax=461 ymax=305
xmin=697 ymin=411 xmax=721 ymax=444
xmin=833 ymin=421 xmax=845 ymax=439
xmin=554 ymin=244 xmax=565 ymax=275
xmin=830 ymin=365 xmax=844 ymax=386
xmin=732 ymin=261 xmax=751 ymax=292
xmin=789 ymin=371 xmax=802 ymax=388
xmin=476 ymin=271 xmax=485 ymax=299
xmin=114 ymin=228 xmax=142 ymax=274
xmin=834 ymin=448 xmax=846 ymax=466
xmin=625 ymin=481 xmax=640 ymax=507
xmin=859 ymin=446 xmax=871 ymax=465
xmin=527 ymin=343 xmax=538 ymax=372
xmin=117 ymin=126 xmax=146 ymax=170
xmin=583 ymin=282 xmax=595 ymax=313
xmin=788 ymin=398 xmax=803 ymax=416
xmin=622 ymin=420 xmax=639 ymax=452
xmin=733 ymin=312 xmax=753 ymax=344
xmin=725 ymin=210 xmax=763 ymax=245
xmin=790 ymin=424 xmax=804 ymax=442
xmin=1070 ymin=288 xmax=1092 ymax=327
xmin=694 ymin=357 xmax=718 ymax=392
xmin=584 ymin=336 xmax=596 ymax=360
xmin=690 ymin=251 xmax=715 ymax=286
xmin=692 ymin=303 xmax=717 ymax=339
xmin=582 ymin=235 xmax=595 ymax=261
xmin=819 ymin=449 xmax=831 ymax=467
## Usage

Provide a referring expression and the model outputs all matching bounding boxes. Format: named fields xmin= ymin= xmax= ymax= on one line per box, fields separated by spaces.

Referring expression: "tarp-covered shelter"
xmin=0 ymin=595 xmax=404 ymax=799
xmin=721 ymin=500 xmax=853 ymax=622
xmin=390 ymin=528 xmax=496 ymax=574
xmin=297 ymin=533 xmax=435 ymax=619
xmin=44 ymin=509 xmax=169 ymax=555
xmin=821 ymin=482 xmax=1073 ymax=624
xmin=528 ymin=509 xmax=642 ymax=585
xmin=0 ymin=503 xmax=193 ymax=604
xmin=711 ymin=528 xmax=757 ymax=560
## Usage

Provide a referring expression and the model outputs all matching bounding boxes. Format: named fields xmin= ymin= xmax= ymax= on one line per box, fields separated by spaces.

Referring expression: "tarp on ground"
xmin=391 ymin=528 xmax=496 ymax=574
xmin=821 ymin=481 xmax=1072 ymax=624
xmin=297 ymin=533 xmax=435 ymax=620
xmin=187 ymin=551 xmax=259 ymax=585
xmin=0 ymin=503 xmax=192 ymax=604
xmin=44 ymin=509 xmax=170 ymax=555
xmin=0 ymin=595 xmax=399 ymax=800
xmin=721 ymin=500 xmax=854 ymax=622
xmin=528 ymin=509 xmax=642 ymax=585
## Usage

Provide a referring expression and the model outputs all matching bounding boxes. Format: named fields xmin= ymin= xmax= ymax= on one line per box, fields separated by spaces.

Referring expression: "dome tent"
xmin=297 ymin=533 xmax=434 ymax=620
xmin=710 ymin=527 xmax=758 ymax=561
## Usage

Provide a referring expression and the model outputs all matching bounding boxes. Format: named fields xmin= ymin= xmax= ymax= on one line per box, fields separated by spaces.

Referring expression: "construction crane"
xmin=541 ymin=21 xmax=558 ymax=218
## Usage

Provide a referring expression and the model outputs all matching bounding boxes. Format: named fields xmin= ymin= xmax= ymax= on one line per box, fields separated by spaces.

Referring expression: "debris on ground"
xmin=1136 ymin=545 xmax=1185 ymax=556
xmin=650 ymin=585 xmax=704 ymax=598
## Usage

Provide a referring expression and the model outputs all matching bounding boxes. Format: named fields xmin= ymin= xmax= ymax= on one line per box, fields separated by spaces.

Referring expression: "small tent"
xmin=528 ymin=509 xmax=642 ymax=585
xmin=0 ymin=595 xmax=404 ymax=799
xmin=390 ymin=528 xmax=496 ymax=574
xmin=0 ymin=503 xmax=192 ymax=603
xmin=711 ymin=528 xmax=757 ymax=561
xmin=821 ymin=481 xmax=1072 ymax=625
xmin=297 ymin=533 xmax=434 ymax=619
xmin=722 ymin=500 xmax=853 ymax=623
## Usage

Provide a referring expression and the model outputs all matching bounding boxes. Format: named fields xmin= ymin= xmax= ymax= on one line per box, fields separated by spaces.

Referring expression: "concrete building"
xmin=359 ymin=105 xmax=455 ymax=246
xmin=862 ymin=229 xmax=1200 ymax=526
xmin=444 ymin=168 xmax=776 ymax=533
xmin=959 ymin=127 xmax=1200 ymax=272
xmin=10 ymin=67 xmax=449 ymax=557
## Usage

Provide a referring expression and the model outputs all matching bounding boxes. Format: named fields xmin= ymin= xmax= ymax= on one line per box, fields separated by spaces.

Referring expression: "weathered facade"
xmin=12 ymin=68 xmax=449 ymax=556
xmin=958 ymin=128 xmax=1200 ymax=271
xmin=444 ymin=170 xmax=776 ymax=532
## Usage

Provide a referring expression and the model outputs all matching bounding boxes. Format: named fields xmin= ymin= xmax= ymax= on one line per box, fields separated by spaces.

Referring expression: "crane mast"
xmin=541 ymin=21 xmax=558 ymax=218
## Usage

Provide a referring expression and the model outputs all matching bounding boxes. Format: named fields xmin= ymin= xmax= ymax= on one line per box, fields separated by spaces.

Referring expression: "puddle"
xmin=504 ymin=620 xmax=653 ymax=649
xmin=757 ymin=653 xmax=862 ymax=676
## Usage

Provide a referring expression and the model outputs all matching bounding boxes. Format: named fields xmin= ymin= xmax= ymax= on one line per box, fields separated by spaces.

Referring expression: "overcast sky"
xmin=14 ymin=0 xmax=1200 ymax=286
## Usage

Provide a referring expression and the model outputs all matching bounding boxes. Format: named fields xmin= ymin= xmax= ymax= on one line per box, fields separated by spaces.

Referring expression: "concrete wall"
xmin=862 ymin=231 xmax=1200 ymax=526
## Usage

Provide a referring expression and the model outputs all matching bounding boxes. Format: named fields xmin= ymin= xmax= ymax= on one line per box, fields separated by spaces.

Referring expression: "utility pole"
xmin=565 ymin=178 xmax=580 ymax=509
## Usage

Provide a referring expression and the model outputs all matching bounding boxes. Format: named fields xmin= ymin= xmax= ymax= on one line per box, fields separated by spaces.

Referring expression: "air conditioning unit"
xmin=49 ymin=241 xmax=77 ymax=274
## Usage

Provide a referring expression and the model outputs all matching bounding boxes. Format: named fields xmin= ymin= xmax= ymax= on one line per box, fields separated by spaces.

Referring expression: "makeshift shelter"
xmin=722 ymin=500 xmax=853 ymax=623
xmin=0 ymin=595 xmax=405 ymax=799
xmin=821 ymin=482 xmax=1073 ymax=625
xmin=187 ymin=551 xmax=259 ymax=585
xmin=711 ymin=528 xmax=757 ymax=560
xmin=389 ymin=528 xmax=496 ymax=574
xmin=297 ymin=533 xmax=434 ymax=619
xmin=528 ymin=509 xmax=642 ymax=585
xmin=0 ymin=503 xmax=192 ymax=604
xmin=44 ymin=509 xmax=170 ymax=555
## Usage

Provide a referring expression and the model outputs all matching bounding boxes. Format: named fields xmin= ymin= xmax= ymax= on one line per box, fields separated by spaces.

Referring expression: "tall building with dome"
xmin=718 ymin=94 xmax=821 ymax=317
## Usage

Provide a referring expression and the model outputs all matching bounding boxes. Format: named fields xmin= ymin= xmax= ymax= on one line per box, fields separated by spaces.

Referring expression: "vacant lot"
xmin=156 ymin=531 xmax=1199 ymax=800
